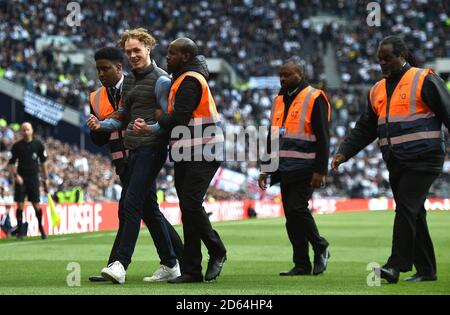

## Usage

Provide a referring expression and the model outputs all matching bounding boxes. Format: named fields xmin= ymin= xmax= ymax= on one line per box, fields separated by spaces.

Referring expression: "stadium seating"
xmin=1 ymin=0 xmax=449 ymax=201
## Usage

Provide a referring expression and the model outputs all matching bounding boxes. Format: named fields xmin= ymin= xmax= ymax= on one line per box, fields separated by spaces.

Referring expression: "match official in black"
xmin=8 ymin=122 xmax=48 ymax=240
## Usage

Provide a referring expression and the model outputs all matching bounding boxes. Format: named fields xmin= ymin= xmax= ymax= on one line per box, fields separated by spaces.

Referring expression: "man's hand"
xmin=86 ymin=114 xmax=101 ymax=131
xmin=15 ymin=174 xmax=23 ymax=185
xmin=154 ymin=108 xmax=164 ymax=121
xmin=258 ymin=173 xmax=268 ymax=190
xmin=310 ymin=172 xmax=326 ymax=188
xmin=331 ymin=153 xmax=346 ymax=172
xmin=42 ymin=179 xmax=49 ymax=193
xmin=133 ymin=118 xmax=150 ymax=135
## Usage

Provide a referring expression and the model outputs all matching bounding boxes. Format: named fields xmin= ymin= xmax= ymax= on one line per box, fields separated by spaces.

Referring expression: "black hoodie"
xmin=159 ymin=55 xmax=209 ymax=130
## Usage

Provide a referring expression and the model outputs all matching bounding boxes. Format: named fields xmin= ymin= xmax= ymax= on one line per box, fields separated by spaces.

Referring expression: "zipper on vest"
xmin=385 ymin=96 xmax=393 ymax=148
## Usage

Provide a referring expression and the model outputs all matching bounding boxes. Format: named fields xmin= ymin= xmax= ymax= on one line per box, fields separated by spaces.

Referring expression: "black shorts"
xmin=14 ymin=175 xmax=40 ymax=203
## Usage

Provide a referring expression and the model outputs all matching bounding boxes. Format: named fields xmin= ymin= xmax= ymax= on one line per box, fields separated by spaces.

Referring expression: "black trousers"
xmin=174 ymin=161 xmax=226 ymax=276
xmin=386 ymin=165 xmax=439 ymax=275
xmin=107 ymin=161 xmax=184 ymax=267
xmin=280 ymin=176 xmax=329 ymax=270
xmin=114 ymin=146 xmax=179 ymax=269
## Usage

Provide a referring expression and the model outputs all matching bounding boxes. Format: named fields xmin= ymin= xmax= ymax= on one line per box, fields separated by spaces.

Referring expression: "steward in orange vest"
xmin=333 ymin=36 xmax=450 ymax=283
xmin=89 ymin=84 xmax=128 ymax=167
xmin=156 ymin=38 xmax=227 ymax=284
xmin=370 ymin=66 xmax=443 ymax=161
xmin=259 ymin=59 xmax=331 ymax=276
xmin=88 ymin=51 xmax=128 ymax=172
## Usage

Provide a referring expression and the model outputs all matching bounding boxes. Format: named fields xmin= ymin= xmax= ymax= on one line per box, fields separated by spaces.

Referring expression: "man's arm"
xmin=7 ymin=144 xmax=21 ymax=184
xmin=311 ymin=94 xmax=330 ymax=176
xmin=421 ymin=73 xmax=450 ymax=131
xmin=38 ymin=141 xmax=49 ymax=191
xmin=40 ymin=161 xmax=49 ymax=192
xmin=88 ymin=103 xmax=110 ymax=146
xmin=7 ymin=163 xmax=18 ymax=183
xmin=87 ymin=108 xmax=124 ymax=132
xmin=336 ymin=94 xmax=379 ymax=161
xmin=156 ymin=76 xmax=172 ymax=112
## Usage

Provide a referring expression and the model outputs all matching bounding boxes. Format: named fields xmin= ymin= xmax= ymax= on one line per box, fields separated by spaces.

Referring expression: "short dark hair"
xmin=94 ymin=46 xmax=124 ymax=64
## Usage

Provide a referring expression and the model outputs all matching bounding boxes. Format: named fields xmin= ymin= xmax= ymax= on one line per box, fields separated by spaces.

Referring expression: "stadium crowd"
xmin=2 ymin=116 xmax=448 ymax=202
xmin=1 ymin=0 xmax=449 ymax=201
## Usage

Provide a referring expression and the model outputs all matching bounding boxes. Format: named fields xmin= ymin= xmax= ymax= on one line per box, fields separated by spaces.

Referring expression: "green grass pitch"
xmin=1 ymin=211 xmax=449 ymax=295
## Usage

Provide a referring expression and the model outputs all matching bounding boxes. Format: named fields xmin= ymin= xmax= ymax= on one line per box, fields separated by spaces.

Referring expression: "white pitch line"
xmin=79 ymin=234 xmax=105 ymax=239
xmin=0 ymin=237 xmax=70 ymax=247
xmin=0 ymin=231 xmax=117 ymax=247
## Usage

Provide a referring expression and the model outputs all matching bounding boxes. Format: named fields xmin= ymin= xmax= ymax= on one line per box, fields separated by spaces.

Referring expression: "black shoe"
xmin=404 ymin=273 xmax=437 ymax=282
xmin=280 ymin=266 xmax=311 ymax=276
xmin=313 ymin=248 xmax=330 ymax=275
xmin=205 ymin=255 xmax=227 ymax=281
xmin=89 ymin=275 xmax=107 ymax=282
xmin=377 ymin=266 xmax=399 ymax=284
xmin=39 ymin=226 xmax=47 ymax=239
xmin=168 ymin=274 xmax=203 ymax=284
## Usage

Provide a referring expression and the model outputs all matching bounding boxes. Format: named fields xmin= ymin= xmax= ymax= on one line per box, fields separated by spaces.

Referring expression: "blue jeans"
xmin=115 ymin=145 xmax=177 ymax=269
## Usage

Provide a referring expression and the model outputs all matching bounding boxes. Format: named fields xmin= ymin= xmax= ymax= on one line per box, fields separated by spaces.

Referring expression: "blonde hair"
xmin=117 ymin=28 xmax=156 ymax=49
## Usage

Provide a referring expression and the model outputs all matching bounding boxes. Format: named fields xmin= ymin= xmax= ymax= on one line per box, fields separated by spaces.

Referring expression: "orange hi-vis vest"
xmin=89 ymin=86 xmax=128 ymax=161
xmin=270 ymin=85 xmax=330 ymax=172
xmin=370 ymin=67 xmax=443 ymax=160
xmin=168 ymin=71 xmax=224 ymax=159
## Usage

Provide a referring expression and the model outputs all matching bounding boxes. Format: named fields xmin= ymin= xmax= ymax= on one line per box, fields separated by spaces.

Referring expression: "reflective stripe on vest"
xmin=379 ymin=131 xmax=442 ymax=146
xmin=110 ymin=129 xmax=126 ymax=141
xmin=371 ymin=67 xmax=442 ymax=149
xmin=169 ymin=134 xmax=225 ymax=148
xmin=111 ymin=150 xmax=129 ymax=160
xmin=188 ymin=116 xmax=218 ymax=126
xmin=276 ymin=150 xmax=317 ymax=159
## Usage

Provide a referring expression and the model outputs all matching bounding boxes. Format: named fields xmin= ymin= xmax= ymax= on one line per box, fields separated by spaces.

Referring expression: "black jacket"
xmin=337 ymin=64 xmax=450 ymax=173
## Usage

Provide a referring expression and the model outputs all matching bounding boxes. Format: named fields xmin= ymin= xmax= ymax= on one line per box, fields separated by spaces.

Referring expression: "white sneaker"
xmin=143 ymin=262 xmax=181 ymax=282
xmin=101 ymin=261 xmax=126 ymax=284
